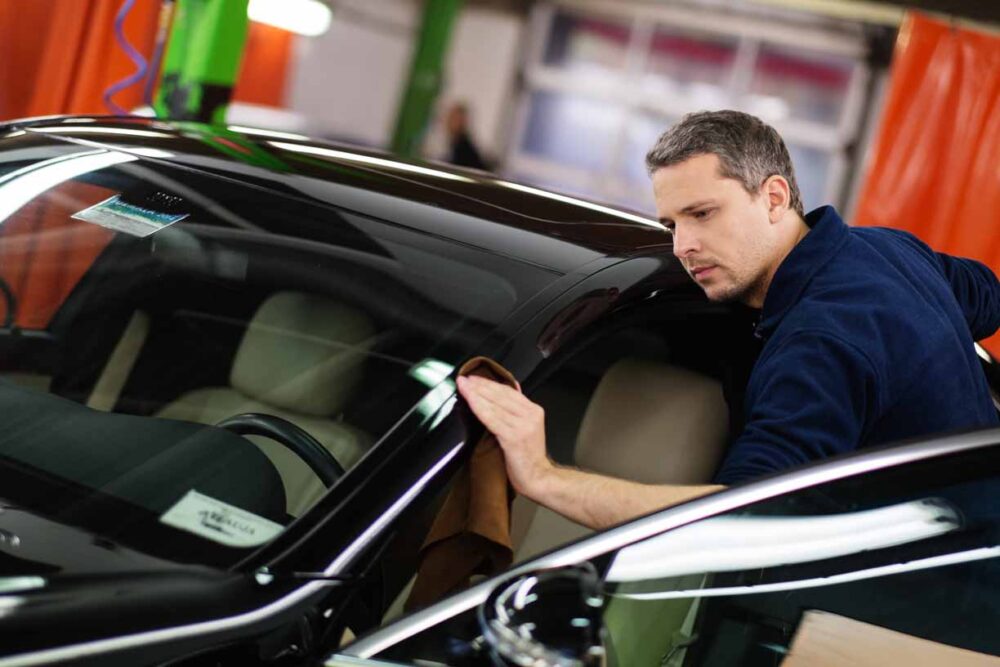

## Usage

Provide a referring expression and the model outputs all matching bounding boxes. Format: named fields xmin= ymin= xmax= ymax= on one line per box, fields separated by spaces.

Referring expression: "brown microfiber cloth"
xmin=404 ymin=356 xmax=517 ymax=611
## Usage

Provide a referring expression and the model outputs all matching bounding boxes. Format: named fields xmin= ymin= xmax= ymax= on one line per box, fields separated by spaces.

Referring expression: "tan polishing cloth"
xmin=404 ymin=356 xmax=517 ymax=611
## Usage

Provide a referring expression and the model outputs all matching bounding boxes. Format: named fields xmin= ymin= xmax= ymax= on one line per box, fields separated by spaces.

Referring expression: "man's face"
xmin=652 ymin=153 xmax=776 ymax=306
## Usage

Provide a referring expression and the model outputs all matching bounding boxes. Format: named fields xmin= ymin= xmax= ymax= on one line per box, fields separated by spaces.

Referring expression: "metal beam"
xmin=391 ymin=0 xmax=463 ymax=157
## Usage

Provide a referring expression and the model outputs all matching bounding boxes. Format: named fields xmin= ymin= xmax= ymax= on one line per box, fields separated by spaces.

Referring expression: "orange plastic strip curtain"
xmin=0 ymin=183 xmax=116 ymax=328
xmin=0 ymin=1 xmax=293 ymax=328
xmin=233 ymin=21 xmax=295 ymax=107
xmin=16 ymin=0 xmax=160 ymax=118
xmin=852 ymin=13 xmax=1000 ymax=356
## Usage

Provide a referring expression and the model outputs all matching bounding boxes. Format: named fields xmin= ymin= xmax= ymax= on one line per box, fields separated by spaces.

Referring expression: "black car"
xmin=0 ymin=117 xmax=995 ymax=666
xmin=337 ymin=428 xmax=1000 ymax=666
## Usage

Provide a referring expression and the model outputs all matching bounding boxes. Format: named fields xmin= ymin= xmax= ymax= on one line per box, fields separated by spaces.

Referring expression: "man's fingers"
xmin=460 ymin=375 xmax=535 ymax=418
xmin=457 ymin=378 xmax=520 ymax=433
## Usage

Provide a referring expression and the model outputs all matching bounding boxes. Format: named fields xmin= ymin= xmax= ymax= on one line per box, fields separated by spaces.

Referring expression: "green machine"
xmin=153 ymin=0 xmax=462 ymax=161
xmin=154 ymin=0 xmax=250 ymax=125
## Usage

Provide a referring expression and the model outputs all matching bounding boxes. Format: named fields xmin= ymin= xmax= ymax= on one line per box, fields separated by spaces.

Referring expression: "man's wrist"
xmin=520 ymin=458 xmax=567 ymax=504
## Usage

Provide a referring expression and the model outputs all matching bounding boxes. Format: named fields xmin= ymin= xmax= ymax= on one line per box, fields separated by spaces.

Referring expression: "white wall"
xmin=285 ymin=1 xmax=525 ymax=157
xmin=287 ymin=0 xmax=421 ymax=146
xmin=422 ymin=8 xmax=526 ymax=163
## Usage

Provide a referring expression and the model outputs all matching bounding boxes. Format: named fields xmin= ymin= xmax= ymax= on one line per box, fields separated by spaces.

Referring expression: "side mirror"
xmin=477 ymin=563 xmax=607 ymax=667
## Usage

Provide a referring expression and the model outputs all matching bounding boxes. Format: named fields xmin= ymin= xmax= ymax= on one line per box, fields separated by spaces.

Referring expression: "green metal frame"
xmin=391 ymin=0 xmax=462 ymax=158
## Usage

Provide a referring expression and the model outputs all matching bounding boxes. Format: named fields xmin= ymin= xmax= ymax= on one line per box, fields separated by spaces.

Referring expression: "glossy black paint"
xmin=0 ymin=117 xmax=689 ymax=666
xmin=3 ymin=117 xmax=673 ymax=272
xmin=2 ymin=117 xmax=997 ymax=667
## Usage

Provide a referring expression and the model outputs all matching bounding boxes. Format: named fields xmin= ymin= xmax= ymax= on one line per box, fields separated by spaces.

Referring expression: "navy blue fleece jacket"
xmin=715 ymin=206 xmax=1000 ymax=484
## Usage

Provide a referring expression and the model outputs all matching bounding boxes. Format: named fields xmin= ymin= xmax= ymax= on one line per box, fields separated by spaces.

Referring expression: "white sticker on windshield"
xmin=72 ymin=194 xmax=188 ymax=237
xmin=160 ymin=490 xmax=283 ymax=548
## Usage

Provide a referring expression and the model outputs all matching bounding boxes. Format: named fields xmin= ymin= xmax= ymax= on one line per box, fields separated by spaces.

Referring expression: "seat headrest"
xmin=575 ymin=358 xmax=729 ymax=485
xmin=230 ymin=291 xmax=376 ymax=417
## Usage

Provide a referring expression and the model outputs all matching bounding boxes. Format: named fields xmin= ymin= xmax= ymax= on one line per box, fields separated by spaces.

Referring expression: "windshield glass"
xmin=0 ymin=131 xmax=554 ymax=568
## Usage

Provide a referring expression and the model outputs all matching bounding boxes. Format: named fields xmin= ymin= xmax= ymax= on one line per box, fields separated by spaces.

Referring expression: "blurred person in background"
xmin=444 ymin=101 xmax=489 ymax=171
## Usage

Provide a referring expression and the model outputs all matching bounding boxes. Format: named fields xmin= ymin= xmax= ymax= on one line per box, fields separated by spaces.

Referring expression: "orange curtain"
xmin=0 ymin=183 xmax=116 ymax=328
xmin=233 ymin=21 xmax=295 ymax=107
xmin=0 ymin=0 xmax=161 ymax=120
xmin=0 ymin=2 xmax=293 ymax=328
xmin=0 ymin=0 xmax=158 ymax=328
xmin=853 ymin=13 xmax=1000 ymax=356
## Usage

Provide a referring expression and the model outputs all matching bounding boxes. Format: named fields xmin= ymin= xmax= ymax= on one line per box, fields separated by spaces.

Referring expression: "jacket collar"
xmin=755 ymin=206 xmax=849 ymax=339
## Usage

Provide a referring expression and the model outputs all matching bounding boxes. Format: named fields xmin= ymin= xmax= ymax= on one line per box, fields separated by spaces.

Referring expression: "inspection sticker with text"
xmin=72 ymin=194 xmax=188 ymax=238
xmin=160 ymin=490 xmax=283 ymax=548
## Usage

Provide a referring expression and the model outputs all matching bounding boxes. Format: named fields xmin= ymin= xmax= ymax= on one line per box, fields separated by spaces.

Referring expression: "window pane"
xmin=787 ymin=143 xmax=832 ymax=211
xmin=642 ymin=28 xmax=737 ymax=107
xmin=0 ymin=143 xmax=551 ymax=567
xmin=521 ymin=91 xmax=625 ymax=172
xmin=543 ymin=11 xmax=631 ymax=72
xmin=621 ymin=113 xmax=674 ymax=187
xmin=603 ymin=446 xmax=1000 ymax=664
xmin=745 ymin=45 xmax=854 ymax=125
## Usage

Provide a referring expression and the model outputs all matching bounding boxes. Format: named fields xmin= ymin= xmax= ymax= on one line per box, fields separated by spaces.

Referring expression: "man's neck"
xmin=743 ymin=213 xmax=810 ymax=309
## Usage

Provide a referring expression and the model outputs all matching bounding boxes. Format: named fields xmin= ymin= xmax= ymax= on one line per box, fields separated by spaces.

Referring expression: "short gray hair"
xmin=645 ymin=110 xmax=804 ymax=218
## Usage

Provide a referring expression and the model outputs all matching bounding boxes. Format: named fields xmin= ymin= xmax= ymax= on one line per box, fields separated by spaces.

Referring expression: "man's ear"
xmin=762 ymin=175 xmax=791 ymax=223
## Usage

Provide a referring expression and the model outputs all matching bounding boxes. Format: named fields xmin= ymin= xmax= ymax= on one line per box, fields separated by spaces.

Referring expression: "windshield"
xmin=0 ymin=131 xmax=554 ymax=568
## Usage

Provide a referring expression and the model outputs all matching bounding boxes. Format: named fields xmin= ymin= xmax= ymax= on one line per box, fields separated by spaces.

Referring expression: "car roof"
xmin=7 ymin=116 xmax=673 ymax=273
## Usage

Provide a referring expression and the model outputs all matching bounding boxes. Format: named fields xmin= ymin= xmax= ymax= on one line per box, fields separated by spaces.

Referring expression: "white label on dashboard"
xmin=160 ymin=490 xmax=283 ymax=548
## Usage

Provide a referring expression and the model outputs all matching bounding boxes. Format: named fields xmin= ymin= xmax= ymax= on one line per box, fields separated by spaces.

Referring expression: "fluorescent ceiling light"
xmin=268 ymin=141 xmax=476 ymax=183
xmin=492 ymin=179 xmax=664 ymax=230
xmin=607 ymin=499 xmax=960 ymax=582
xmin=248 ymin=0 xmax=332 ymax=37
xmin=0 ymin=150 xmax=137 ymax=224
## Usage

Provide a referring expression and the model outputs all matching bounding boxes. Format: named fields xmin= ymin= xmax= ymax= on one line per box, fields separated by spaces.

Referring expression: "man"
xmin=457 ymin=110 xmax=1000 ymax=530
xmin=444 ymin=102 xmax=489 ymax=171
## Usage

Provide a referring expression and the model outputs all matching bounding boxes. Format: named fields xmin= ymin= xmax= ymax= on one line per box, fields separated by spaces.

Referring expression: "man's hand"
xmin=456 ymin=375 xmax=553 ymax=499
xmin=456 ymin=373 xmax=726 ymax=530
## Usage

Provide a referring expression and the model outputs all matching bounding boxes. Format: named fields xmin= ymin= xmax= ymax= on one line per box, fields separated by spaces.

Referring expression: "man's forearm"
xmin=527 ymin=465 xmax=725 ymax=530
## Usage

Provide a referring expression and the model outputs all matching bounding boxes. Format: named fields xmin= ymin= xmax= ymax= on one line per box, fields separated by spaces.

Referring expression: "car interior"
xmin=375 ymin=302 xmax=760 ymax=628
xmin=0 ymin=170 xmax=519 ymax=549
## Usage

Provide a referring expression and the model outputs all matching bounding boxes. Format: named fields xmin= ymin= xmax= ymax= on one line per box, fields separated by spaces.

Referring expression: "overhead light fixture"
xmin=247 ymin=0 xmax=332 ymax=37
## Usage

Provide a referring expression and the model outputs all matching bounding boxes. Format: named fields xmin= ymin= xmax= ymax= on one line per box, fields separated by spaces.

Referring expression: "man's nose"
xmin=671 ymin=225 xmax=699 ymax=258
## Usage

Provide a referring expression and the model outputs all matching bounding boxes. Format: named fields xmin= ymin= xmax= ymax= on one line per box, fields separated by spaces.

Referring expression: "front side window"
xmin=602 ymin=446 xmax=1000 ymax=664
xmin=363 ymin=441 xmax=1000 ymax=665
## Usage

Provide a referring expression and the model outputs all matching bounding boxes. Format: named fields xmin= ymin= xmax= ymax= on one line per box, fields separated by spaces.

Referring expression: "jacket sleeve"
xmin=714 ymin=331 xmax=880 ymax=485
xmin=935 ymin=253 xmax=1000 ymax=341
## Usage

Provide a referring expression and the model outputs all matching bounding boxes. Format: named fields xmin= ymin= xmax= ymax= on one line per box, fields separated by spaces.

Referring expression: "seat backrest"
xmin=229 ymin=290 xmax=376 ymax=418
xmin=156 ymin=291 xmax=378 ymax=515
xmin=512 ymin=358 xmax=729 ymax=561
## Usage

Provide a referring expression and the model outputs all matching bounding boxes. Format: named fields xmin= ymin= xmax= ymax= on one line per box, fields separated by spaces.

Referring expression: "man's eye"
xmin=693 ymin=209 xmax=712 ymax=220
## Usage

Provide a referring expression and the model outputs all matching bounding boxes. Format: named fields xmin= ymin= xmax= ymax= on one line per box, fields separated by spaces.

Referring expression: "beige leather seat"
xmin=511 ymin=357 xmax=729 ymax=561
xmin=380 ymin=358 xmax=729 ymax=626
xmin=157 ymin=291 xmax=378 ymax=516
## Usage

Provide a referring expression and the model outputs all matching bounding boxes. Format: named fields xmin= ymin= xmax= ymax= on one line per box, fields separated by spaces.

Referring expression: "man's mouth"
xmin=690 ymin=265 xmax=717 ymax=280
